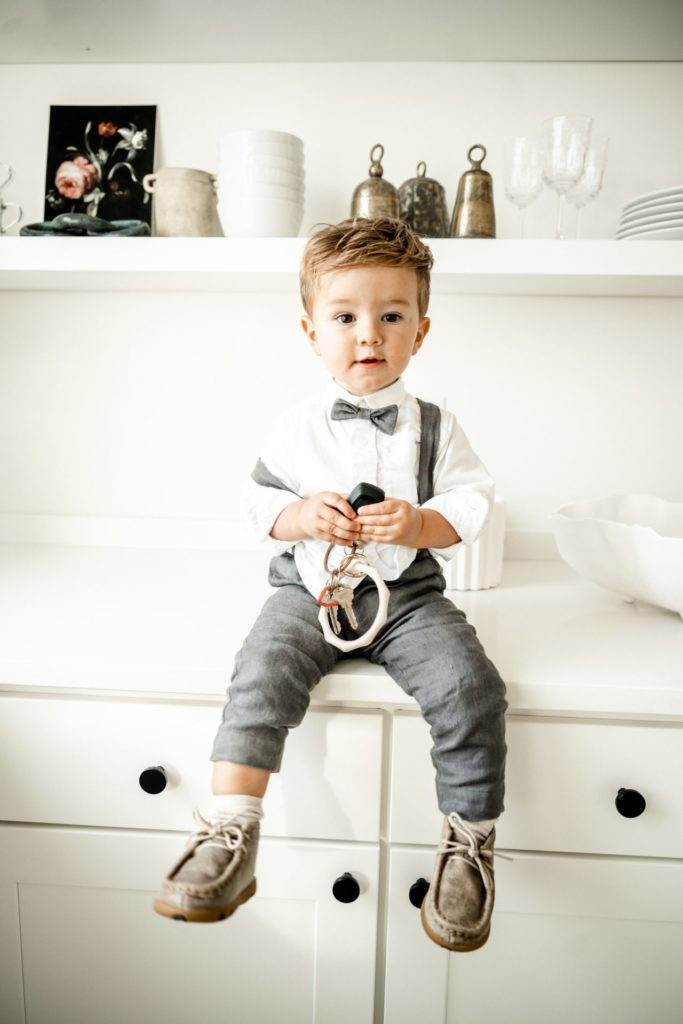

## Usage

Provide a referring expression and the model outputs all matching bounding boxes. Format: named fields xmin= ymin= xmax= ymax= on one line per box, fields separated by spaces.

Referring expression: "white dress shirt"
xmin=244 ymin=376 xmax=495 ymax=598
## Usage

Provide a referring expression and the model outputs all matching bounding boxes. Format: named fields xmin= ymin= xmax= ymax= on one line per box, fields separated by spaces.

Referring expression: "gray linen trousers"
xmin=211 ymin=400 xmax=508 ymax=821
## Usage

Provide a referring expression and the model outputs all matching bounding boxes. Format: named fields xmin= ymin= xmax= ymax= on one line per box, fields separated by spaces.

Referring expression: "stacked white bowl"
xmin=217 ymin=130 xmax=305 ymax=237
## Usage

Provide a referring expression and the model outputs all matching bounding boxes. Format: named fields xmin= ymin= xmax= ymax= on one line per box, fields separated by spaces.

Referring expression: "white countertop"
xmin=1 ymin=542 xmax=682 ymax=720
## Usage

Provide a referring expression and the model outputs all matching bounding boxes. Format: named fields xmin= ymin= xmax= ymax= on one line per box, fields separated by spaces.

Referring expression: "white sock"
xmin=206 ymin=794 xmax=264 ymax=825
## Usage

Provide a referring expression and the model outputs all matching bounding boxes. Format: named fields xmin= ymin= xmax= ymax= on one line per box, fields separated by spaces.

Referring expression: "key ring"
xmin=318 ymin=545 xmax=390 ymax=652
xmin=323 ymin=540 xmax=369 ymax=577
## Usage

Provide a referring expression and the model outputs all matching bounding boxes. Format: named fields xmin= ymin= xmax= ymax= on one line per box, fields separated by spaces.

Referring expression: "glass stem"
xmin=575 ymin=207 xmax=582 ymax=240
xmin=519 ymin=207 xmax=525 ymax=240
xmin=555 ymin=193 xmax=566 ymax=240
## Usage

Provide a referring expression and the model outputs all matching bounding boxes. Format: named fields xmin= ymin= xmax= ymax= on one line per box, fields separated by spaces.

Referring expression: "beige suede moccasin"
xmin=154 ymin=808 xmax=259 ymax=923
xmin=421 ymin=810 xmax=496 ymax=952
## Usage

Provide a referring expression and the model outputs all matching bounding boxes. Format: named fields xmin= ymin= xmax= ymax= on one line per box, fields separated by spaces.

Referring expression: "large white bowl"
xmin=218 ymin=165 xmax=305 ymax=190
xmin=219 ymin=153 xmax=305 ymax=176
xmin=549 ymin=495 xmax=683 ymax=616
xmin=218 ymin=197 xmax=304 ymax=237
xmin=219 ymin=139 xmax=304 ymax=162
xmin=220 ymin=129 xmax=304 ymax=150
xmin=218 ymin=182 xmax=305 ymax=203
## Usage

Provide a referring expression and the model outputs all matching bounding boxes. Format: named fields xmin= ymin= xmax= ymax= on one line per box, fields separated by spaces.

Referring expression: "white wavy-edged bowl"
xmin=549 ymin=494 xmax=683 ymax=616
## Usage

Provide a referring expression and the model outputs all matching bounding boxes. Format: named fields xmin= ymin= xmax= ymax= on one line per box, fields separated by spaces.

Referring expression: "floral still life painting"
xmin=43 ymin=105 xmax=157 ymax=223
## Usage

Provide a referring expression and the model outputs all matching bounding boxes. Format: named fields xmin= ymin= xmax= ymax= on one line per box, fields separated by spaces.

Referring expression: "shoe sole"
xmin=153 ymin=877 xmax=257 ymax=923
xmin=420 ymin=898 xmax=490 ymax=952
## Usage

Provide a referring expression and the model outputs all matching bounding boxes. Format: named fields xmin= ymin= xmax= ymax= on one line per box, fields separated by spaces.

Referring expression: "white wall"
xmin=1 ymin=61 xmax=682 ymax=547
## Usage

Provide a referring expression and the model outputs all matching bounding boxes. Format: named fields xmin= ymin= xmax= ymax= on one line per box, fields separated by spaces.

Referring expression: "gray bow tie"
xmin=331 ymin=398 xmax=399 ymax=435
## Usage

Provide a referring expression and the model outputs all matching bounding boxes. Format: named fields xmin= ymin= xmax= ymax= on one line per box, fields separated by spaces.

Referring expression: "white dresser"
xmin=1 ymin=546 xmax=682 ymax=1024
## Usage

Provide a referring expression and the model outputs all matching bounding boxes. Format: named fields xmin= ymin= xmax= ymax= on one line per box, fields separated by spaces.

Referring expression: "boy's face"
xmin=301 ymin=265 xmax=430 ymax=397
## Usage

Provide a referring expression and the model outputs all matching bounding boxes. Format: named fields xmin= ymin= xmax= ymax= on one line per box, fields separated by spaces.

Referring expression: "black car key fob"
xmin=348 ymin=482 xmax=385 ymax=513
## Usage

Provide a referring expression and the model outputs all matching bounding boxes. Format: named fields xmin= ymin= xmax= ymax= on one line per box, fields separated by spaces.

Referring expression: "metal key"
xmin=330 ymin=583 xmax=358 ymax=631
xmin=327 ymin=603 xmax=342 ymax=635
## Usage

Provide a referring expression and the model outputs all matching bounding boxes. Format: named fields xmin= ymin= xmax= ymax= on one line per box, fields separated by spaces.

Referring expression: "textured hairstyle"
xmin=300 ymin=217 xmax=434 ymax=319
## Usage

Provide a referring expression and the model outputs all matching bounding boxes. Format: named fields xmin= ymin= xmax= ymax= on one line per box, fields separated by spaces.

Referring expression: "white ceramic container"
xmin=549 ymin=494 xmax=683 ymax=617
xmin=445 ymin=496 xmax=506 ymax=591
xmin=141 ymin=167 xmax=223 ymax=237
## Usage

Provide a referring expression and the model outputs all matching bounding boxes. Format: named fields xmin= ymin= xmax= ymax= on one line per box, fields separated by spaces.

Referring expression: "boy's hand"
xmin=355 ymin=499 xmax=423 ymax=547
xmin=299 ymin=492 xmax=362 ymax=544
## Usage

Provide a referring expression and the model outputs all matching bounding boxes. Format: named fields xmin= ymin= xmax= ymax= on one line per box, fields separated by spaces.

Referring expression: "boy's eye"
xmin=334 ymin=313 xmax=403 ymax=324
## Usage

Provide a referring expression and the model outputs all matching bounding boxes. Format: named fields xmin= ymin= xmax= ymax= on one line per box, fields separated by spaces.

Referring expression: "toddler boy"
xmin=154 ymin=217 xmax=508 ymax=952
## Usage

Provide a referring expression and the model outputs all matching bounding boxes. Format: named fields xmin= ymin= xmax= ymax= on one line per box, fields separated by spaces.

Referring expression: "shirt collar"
xmin=325 ymin=376 xmax=407 ymax=411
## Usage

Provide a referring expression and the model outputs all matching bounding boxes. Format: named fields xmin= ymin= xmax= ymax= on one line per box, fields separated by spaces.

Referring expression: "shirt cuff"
xmin=244 ymin=487 xmax=302 ymax=556
xmin=421 ymin=490 xmax=492 ymax=560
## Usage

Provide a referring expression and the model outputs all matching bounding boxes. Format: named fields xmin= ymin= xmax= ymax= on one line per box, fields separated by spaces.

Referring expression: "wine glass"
xmin=540 ymin=115 xmax=593 ymax=239
xmin=565 ymin=137 xmax=609 ymax=238
xmin=504 ymin=137 xmax=543 ymax=238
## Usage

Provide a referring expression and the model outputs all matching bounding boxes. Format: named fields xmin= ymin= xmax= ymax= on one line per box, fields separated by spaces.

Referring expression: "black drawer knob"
xmin=615 ymin=788 xmax=646 ymax=818
xmin=409 ymin=878 xmax=430 ymax=908
xmin=332 ymin=872 xmax=360 ymax=903
xmin=139 ymin=766 xmax=168 ymax=795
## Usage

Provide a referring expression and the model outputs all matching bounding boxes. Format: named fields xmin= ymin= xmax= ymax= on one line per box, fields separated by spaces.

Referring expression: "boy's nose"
xmin=357 ymin=321 xmax=382 ymax=344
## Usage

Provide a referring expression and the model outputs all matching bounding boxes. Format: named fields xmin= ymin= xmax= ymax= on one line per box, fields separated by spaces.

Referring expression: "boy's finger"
xmin=358 ymin=513 xmax=392 ymax=527
xmin=322 ymin=519 xmax=357 ymax=540
xmin=324 ymin=494 xmax=357 ymax=519
xmin=356 ymin=500 xmax=396 ymax=516
xmin=323 ymin=509 xmax=360 ymax=533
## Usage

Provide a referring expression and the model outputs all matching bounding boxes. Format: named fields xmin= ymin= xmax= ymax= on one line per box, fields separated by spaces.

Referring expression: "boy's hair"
xmin=300 ymin=217 xmax=434 ymax=319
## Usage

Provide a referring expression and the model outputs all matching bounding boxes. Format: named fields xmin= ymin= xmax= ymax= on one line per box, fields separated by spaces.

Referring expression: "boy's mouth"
xmin=356 ymin=358 xmax=384 ymax=366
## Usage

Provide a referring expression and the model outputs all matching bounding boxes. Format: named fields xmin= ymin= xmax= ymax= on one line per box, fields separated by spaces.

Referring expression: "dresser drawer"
xmin=0 ymin=695 xmax=383 ymax=842
xmin=389 ymin=712 xmax=683 ymax=857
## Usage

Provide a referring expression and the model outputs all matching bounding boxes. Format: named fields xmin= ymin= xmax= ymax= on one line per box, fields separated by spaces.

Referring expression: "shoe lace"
xmin=186 ymin=807 xmax=247 ymax=855
xmin=438 ymin=809 xmax=512 ymax=893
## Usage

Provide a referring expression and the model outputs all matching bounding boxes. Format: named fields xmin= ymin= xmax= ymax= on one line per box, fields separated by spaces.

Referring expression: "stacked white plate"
xmin=616 ymin=186 xmax=683 ymax=240
xmin=217 ymin=130 xmax=305 ymax=237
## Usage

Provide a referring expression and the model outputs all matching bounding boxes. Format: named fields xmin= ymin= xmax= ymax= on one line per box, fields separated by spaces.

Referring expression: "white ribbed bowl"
xmin=218 ymin=197 xmax=304 ymax=237
xmin=445 ymin=497 xmax=506 ymax=591
xmin=220 ymin=129 xmax=303 ymax=147
xmin=219 ymin=137 xmax=304 ymax=161
xmin=218 ymin=165 xmax=305 ymax=190
xmin=219 ymin=153 xmax=305 ymax=176
xmin=218 ymin=183 xmax=305 ymax=204
xmin=549 ymin=495 xmax=683 ymax=616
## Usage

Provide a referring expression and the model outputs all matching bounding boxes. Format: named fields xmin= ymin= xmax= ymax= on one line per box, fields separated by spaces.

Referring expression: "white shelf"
xmin=1 ymin=237 xmax=682 ymax=296
xmin=0 ymin=543 xmax=682 ymax=720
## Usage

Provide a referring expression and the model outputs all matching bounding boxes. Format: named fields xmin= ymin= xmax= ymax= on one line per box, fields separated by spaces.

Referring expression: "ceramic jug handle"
xmin=142 ymin=173 xmax=156 ymax=194
xmin=0 ymin=201 xmax=21 ymax=232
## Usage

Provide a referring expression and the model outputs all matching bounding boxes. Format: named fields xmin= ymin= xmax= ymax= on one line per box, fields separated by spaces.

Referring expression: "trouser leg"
xmin=357 ymin=556 xmax=508 ymax=821
xmin=211 ymin=583 xmax=342 ymax=772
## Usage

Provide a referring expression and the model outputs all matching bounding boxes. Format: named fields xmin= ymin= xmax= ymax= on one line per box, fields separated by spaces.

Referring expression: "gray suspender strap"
xmin=416 ymin=398 xmax=441 ymax=505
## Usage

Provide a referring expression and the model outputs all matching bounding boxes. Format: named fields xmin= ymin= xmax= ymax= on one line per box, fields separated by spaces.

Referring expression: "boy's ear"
xmin=301 ymin=316 xmax=319 ymax=353
xmin=412 ymin=316 xmax=431 ymax=354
